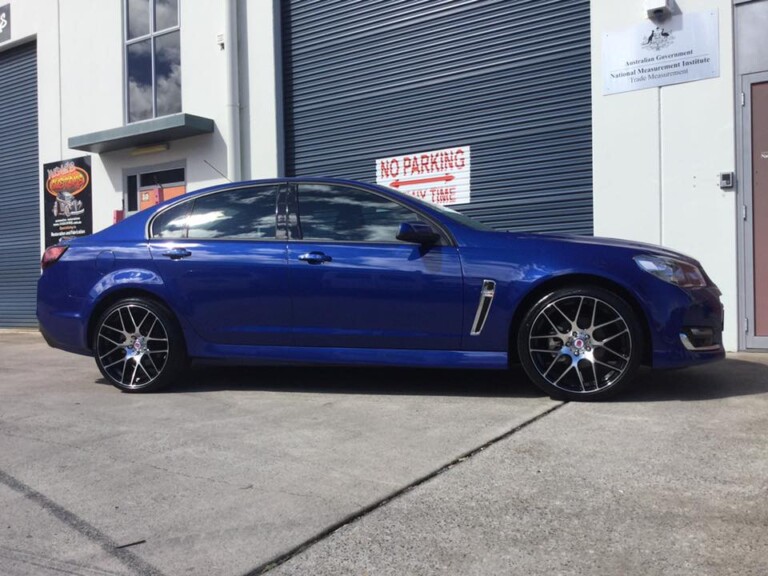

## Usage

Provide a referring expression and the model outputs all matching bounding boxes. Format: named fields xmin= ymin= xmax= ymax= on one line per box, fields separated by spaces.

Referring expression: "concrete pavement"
xmin=0 ymin=330 xmax=766 ymax=575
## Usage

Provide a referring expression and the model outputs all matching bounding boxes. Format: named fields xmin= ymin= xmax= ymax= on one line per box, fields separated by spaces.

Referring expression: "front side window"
xmin=295 ymin=184 xmax=426 ymax=243
xmin=125 ymin=0 xmax=181 ymax=122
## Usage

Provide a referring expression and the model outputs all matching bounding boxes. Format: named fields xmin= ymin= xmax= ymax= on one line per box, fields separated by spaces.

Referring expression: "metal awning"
xmin=68 ymin=113 xmax=214 ymax=153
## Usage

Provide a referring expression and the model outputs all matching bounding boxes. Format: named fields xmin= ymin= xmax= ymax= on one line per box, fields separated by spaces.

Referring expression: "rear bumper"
xmin=37 ymin=274 xmax=92 ymax=357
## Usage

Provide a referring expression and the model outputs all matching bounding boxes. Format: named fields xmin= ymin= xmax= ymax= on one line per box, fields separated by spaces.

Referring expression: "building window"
xmin=125 ymin=0 xmax=181 ymax=123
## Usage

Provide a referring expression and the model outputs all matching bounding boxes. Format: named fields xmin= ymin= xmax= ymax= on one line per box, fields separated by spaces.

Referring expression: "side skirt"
xmin=191 ymin=345 xmax=508 ymax=370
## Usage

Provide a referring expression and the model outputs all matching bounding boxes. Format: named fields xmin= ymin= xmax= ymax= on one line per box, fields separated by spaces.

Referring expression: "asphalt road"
xmin=0 ymin=330 xmax=766 ymax=576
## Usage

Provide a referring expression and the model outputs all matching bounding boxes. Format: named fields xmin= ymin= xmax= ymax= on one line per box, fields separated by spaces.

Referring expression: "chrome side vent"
xmin=470 ymin=280 xmax=496 ymax=336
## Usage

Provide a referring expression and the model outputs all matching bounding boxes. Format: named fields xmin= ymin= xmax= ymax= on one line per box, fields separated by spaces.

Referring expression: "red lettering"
xmin=445 ymin=151 xmax=454 ymax=170
xmin=430 ymin=186 xmax=457 ymax=205
xmin=420 ymin=154 xmax=430 ymax=173
xmin=410 ymin=155 xmax=420 ymax=175
xmin=455 ymin=149 xmax=465 ymax=169
xmin=430 ymin=153 xmax=439 ymax=172
xmin=403 ymin=156 xmax=412 ymax=174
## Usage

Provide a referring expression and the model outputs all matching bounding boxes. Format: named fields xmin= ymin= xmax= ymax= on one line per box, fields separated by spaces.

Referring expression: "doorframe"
xmin=738 ymin=71 xmax=768 ymax=349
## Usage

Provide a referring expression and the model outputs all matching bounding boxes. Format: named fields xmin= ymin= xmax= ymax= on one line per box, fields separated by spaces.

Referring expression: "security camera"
xmin=644 ymin=0 xmax=671 ymax=20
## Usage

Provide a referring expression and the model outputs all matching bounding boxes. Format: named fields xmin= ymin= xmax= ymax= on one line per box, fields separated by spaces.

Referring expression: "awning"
xmin=68 ymin=113 xmax=215 ymax=154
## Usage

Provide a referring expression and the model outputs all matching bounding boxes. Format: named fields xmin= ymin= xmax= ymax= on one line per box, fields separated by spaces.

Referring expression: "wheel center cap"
xmin=567 ymin=332 xmax=591 ymax=355
xmin=129 ymin=336 xmax=147 ymax=355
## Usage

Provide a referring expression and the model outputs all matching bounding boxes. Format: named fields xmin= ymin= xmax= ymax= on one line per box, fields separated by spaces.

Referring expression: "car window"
xmin=296 ymin=184 xmax=426 ymax=243
xmin=186 ymin=185 xmax=278 ymax=240
xmin=151 ymin=199 xmax=192 ymax=238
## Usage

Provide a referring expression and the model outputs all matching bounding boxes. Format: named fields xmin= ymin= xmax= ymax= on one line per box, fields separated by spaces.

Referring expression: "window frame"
xmin=123 ymin=0 xmax=182 ymax=123
xmin=287 ymin=182 xmax=455 ymax=247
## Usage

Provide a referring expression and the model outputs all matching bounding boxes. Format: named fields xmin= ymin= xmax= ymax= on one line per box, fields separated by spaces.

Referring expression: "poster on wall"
xmin=376 ymin=145 xmax=471 ymax=206
xmin=603 ymin=10 xmax=719 ymax=95
xmin=43 ymin=156 xmax=93 ymax=248
xmin=0 ymin=4 xmax=10 ymax=44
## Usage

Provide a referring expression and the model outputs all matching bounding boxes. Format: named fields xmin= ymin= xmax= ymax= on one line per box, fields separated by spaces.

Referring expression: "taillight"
xmin=41 ymin=245 xmax=68 ymax=271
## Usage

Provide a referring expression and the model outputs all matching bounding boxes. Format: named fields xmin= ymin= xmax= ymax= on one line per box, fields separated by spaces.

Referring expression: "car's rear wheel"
xmin=517 ymin=286 xmax=643 ymax=401
xmin=93 ymin=297 xmax=185 ymax=393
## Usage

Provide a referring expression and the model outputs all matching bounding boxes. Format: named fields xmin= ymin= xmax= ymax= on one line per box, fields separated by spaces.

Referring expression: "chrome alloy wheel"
xmin=527 ymin=295 xmax=633 ymax=394
xmin=96 ymin=304 xmax=170 ymax=389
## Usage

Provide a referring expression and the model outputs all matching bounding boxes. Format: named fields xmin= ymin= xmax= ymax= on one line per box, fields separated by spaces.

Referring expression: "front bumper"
xmin=650 ymin=284 xmax=725 ymax=368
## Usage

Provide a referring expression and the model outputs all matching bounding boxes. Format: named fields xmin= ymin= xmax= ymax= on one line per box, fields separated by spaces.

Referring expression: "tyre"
xmin=93 ymin=297 xmax=186 ymax=392
xmin=517 ymin=285 xmax=643 ymax=401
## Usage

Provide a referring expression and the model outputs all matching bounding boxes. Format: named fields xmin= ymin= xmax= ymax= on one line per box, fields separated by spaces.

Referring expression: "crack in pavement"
xmin=0 ymin=469 xmax=166 ymax=576
xmin=241 ymin=402 xmax=567 ymax=576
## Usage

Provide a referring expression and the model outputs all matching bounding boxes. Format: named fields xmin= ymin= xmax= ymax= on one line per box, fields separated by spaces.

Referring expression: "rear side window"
xmin=151 ymin=200 xmax=192 ymax=238
xmin=186 ymin=185 xmax=278 ymax=240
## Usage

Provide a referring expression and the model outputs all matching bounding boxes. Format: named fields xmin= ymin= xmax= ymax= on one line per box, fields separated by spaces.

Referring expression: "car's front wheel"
xmin=93 ymin=297 xmax=186 ymax=393
xmin=517 ymin=286 xmax=643 ymax=401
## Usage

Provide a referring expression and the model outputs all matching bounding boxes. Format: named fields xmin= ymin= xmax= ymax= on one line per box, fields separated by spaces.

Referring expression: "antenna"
xmin=204 ymin=160 xmax=231 ymax=183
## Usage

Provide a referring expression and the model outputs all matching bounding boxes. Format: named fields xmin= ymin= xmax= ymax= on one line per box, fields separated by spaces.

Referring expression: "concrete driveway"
xmin=1 ymin=330 xmax=766 ymax=576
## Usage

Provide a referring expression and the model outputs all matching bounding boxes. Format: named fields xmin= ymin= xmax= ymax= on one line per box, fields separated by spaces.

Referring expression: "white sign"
xmin=376 ymin=146 xmax=470 ymax=206
xmin=603 ymin=10 xmax=719 ymax=95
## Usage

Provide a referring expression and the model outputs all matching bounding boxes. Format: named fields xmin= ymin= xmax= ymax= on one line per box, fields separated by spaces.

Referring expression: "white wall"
xmin=591 ymin=0 xmax=738 ymax=350
xmin=240 ymin=0 xmax=283 ymax=179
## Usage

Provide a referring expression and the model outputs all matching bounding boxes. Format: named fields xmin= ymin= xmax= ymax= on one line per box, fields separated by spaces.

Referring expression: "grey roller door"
xmin=0 ymin=42 xmax=39 ymax=327
xmin=283 ymin=0 xmax=592 ymax=234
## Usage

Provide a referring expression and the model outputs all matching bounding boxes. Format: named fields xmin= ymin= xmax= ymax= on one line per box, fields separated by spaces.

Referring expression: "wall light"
xmin=130 ymin=143 xmax=169 ymax=156
xmin=644 ymin=0 xmax=671 ymax=21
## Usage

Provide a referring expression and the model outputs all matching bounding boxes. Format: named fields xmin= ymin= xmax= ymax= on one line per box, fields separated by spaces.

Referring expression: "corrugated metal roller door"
xmin=283 ymin=0 xmax=592 ymax=234
xmin=0 ymin=42 xmax=39 ymax=327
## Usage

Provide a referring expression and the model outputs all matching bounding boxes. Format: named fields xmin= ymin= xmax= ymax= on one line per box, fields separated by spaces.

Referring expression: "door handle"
xmin=298 ymin=251 xmax=332 ymax=265
xmin=162 ymin=248 xmax=192 ymax=260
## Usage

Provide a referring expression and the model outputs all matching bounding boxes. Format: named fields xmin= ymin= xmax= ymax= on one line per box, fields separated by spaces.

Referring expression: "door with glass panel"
xmin=743 ymin=73 xmax=768 ymax=348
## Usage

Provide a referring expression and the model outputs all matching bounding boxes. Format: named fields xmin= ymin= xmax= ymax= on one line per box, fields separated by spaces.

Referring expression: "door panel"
xmin=751 ymin=82 xmax=768 ymax=337
xmin=150 ymin=241 xmax=290 ymax=346
xmin=149 ymin=184 xmax=291 ymax=346
xmin=743 ymin=73 xmax=768 ymax=349
xmin=288 ymin=242 xmax=464 ymax=349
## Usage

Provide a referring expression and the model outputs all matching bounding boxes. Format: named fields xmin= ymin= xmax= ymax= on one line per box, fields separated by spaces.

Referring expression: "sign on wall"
xmin=0 ymin=4 xmax=10 ymax=43
xmin=376 ymin=146 xmax=471 ymax=206
xmin=603 ymin=10 xmax=719 ymax=95
xmin=43 ymin=156 xmax=93 ymax=248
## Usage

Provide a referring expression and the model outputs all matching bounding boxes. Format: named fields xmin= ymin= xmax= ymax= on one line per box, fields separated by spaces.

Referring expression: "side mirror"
xmin=396 ymin=221 xmax=440 ymax=245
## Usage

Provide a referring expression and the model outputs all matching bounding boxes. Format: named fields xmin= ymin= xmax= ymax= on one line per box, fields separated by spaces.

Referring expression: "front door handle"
xmin=162 ymin=248 xmax=192 ymax=260
xmin=298 ymin=251 xmax=332 ymax=265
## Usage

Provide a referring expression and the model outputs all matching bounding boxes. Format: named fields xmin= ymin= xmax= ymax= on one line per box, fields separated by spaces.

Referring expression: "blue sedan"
xmin=37 ymin=178 xmax=724 ymax=400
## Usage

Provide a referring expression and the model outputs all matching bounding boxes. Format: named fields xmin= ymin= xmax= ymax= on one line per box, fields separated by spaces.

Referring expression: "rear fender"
xmin=87 ymin=268 xmax=164 ymax=302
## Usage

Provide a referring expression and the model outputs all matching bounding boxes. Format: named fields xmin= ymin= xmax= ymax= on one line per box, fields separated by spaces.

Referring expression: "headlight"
xmin=634 ymin=255 xmax=707 ymax=288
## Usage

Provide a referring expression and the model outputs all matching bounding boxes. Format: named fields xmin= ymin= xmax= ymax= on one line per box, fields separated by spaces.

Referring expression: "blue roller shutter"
xmin=282 ymin=0 xmax=592 ymax=234
xmin=0 ymin=42 xmax=39 ymax=327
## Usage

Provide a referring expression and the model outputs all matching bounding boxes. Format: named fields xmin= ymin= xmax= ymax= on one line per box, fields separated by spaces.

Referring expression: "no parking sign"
xmin=376 ymin=146 xmax=471 ymax=206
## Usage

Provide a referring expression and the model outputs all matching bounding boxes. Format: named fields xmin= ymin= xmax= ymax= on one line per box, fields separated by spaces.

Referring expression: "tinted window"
xmin=296 ymin=184 xmax=421 ymax=243
xmin=186 ymin=186 xmax=278 ymax=240
xmin=151 ymin=199 xmax=191 ymax=238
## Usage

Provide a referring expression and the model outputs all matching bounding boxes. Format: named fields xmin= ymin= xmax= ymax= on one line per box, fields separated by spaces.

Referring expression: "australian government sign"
xmin=603 ymin=10 xmax=719 ymax=95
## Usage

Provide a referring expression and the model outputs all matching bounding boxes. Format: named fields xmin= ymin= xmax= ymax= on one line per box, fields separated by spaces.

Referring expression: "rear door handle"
xmin=162 ymin=248 xmax=192 ymax=260
xmin=298 ymin=251 xmax=332 ymax=265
